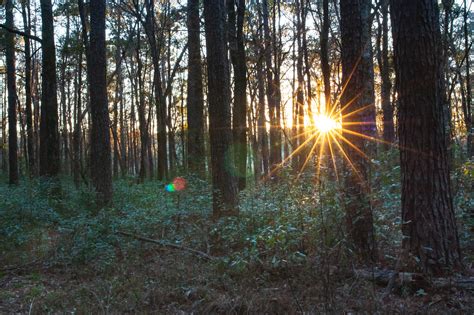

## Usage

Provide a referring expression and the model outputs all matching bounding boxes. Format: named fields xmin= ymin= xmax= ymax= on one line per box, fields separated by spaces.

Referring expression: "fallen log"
xmin=354 ymin=269 xmax=474 ymax=291
xmin=116 ymin=230 xmax=215 ymax=261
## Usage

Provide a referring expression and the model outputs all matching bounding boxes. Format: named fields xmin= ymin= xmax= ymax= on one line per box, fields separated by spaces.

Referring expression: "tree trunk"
xmin=186 ymin=0 xmax=205 ymax=176
xmin=340 ymin=0 xmax=376 ymax=263
xmin=203 ymin=0 xmax=239 ymax=217
xmin=6 ymin=0 xmax=19 ymax=185
xmin=21 ymin=0 xmax=35 ymax=177
xmin=136 ymin=37 xmax=150 ymax=182
xmin=262 ymin=0 xmax=280 ymax=173
xmin=380 ymin=0 xmax=394 ymax=146
xmin=228 ymin=0 xmax=248 ymax=190
xmin=39 ymin=0 xmax=60 ymax=178
xmin=464 ymin=0 xmax=473 ymax=158
xmin=390 ymin=0 xmax=462 ymax=274
xmin=320 ymin=0 xmax=331 ymax=110
xmin=88 ymin=0 xmax=113 ymax=207
xmin=144 ymin=0 xmax=168 ymax=181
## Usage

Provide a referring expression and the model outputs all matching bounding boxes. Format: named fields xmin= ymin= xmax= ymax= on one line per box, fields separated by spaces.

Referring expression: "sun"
xmin=314 ymin=114 xmax=340 ymax=133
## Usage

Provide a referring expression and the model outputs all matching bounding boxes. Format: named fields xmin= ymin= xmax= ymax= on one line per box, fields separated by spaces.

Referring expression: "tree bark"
xmin=186 ymin=0 xmax=205 ymax=175
xmin=340 ymin=0 xmax=376 ymax=263
xmin=390 ymin=0 xmax=462 ymax=274
xmin=6 ymin=0 xmax=19 ymax=185
xmin=228 ymin=0 xmax=248 ymax=190
xmin=21 ymin=0 xmax=35 ymax=177
xmin=380 ymin=0 xmax=394 ymax=145
xmin=262 ymin=0 xmax=280 ymax=173
xmin=39 ymin=0 xmax=60 ymax=178
xmin=88 ymin=0 xmax=113 ymax=207
xmin=203 ymin=0 xmax=239 ymax=217
xmin=464 ymin=0 xmax=473 ymax=158
xmin=143 ymin=0 xmax=168 ymax=181
xmin=320 ymin=0 xmax=331 ymax=110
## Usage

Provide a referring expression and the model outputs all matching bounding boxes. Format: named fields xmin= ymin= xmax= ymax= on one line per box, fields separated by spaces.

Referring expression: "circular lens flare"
xmin=314 ymin=114 xmax=339 ymax=133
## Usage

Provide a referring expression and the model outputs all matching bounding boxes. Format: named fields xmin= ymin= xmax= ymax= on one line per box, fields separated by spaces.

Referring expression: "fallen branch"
xmin=116 ymin=230 xmax=215 ymax=261
xmin=354 ymin=269 xmax=474 ymax=291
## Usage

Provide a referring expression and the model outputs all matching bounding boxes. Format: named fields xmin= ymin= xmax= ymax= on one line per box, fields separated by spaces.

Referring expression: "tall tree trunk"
xmin=380 ymin=0 xmax=394 ymax=145
xmin=464 ymin=0 xmax=473 ymax=158
xmin=144 ymin=0 xmax=168 ymax=180
xmin=320 ymin=0 xmax=331 ymax=109
xmin=73 ymin=49 xmax=83 ymax=188
xmin=262 ymin=0 xmax=280 ymax=173
xmin=228 ymin=0 xmax=248 ymax=189
xmin=390 ymin=0 xmax=461 ymax=274
xmin=257 ymin=47 xmax=269 ymax=178
xmin=39 ymin=0 xmax=60 ymax=178
xmin=88 ymin=0 xmax=113 ymax=206
xmin=295 ymin=0 xmax=305 ymax=171
xmin=60 ymin=13 xmax=71 ymax=175
xmin=203 ymin=0 xmax=239 ymax=217
xmin=340 ymin=0 xmax=376 ymax=262
xmin=21 ymin=0 xmax=35 ymax=177
xmin=6 ymin=0 xmax=19 ymax=185
xmin=136 ymin=38 xmax=150 ymax=182
xmin=301 ymin=0 xmax=313 ymax=123
xmin=186 ymin=0 xmax=205 ymax=175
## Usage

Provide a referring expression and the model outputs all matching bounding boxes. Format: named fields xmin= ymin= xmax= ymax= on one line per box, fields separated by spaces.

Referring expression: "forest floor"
xmin=1 ymin=153 xmax=473 ymax=313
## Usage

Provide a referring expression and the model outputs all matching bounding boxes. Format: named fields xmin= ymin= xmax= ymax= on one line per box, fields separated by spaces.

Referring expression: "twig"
xmin=116 ymin=230 xmax=215 ymax=261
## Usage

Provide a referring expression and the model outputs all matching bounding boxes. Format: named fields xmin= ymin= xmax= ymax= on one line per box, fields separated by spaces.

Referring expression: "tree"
xmin=39 ymin=0 xmax=60 ymax=177
xmin=5 ymin=0 xmax=19 ymax=185
xmin=464 ymin=0 xmax=473 ymax=158
xmin=203 ymin=0 xmax=239 ymax=217
xmin=228 ymin=0 xmax=248 ymax=190
xmin=340 ymin=0 xmax=376 ymax=262
xmin=262 ymin=0 xmax=281 ymax=173
xmin=378 ymin=0 xmax=394 ymax=145
xmin=390 ymin=0 xmax=462 ymax=274
xmin=320 ymin=0 xmax=331 ymax=109
xmin=186 ymin=0 xmax=205 ymax=175
xmin=143 ymin=0 xmax=167 ymax=180
xmin=87 ymin=0 xmax=113 ymax=206
xmin=21 ymin=0 xmax=35 ymax=177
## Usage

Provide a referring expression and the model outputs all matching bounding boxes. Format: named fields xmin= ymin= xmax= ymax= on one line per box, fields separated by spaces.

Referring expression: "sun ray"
xmin=266 ymin=131 xmax=321 ymax=178
xmin=336 ymin=133 xmax=371 ymax=161
xmin=341 ymin=103 xmax=375 ymax=120
xmin=297 ymin=132 xmax=325 ymax=180
xmin=327 ymin=133 xmax=340 ymax=182
xmin=330 ymin=91 xmax=362 ymax=118
xmin=314 ymin=133 xmax=327 ymax=181
xmin=328 ymin=131 xmax=364 ymax=183
xmin=331 ymin=54 xmax=363 ymax=118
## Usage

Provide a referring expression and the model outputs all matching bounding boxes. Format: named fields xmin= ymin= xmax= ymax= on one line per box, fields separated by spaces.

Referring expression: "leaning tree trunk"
xmin=340 ymin=0 xmax=377 ymax=263
xmin=39 ymin=0 xmax=60 ymax=178
xmin=203 ymin=0 xmax=239 ymax=217
xmin=5 ymin=0 xmax=19 ymax=185
xmin=390 ymin=0 xmax=462 ymax=274
xmin=186 ymin=0 xmax=205 ymax=175
xmin=88 ymin=0 xmax=113 ymax=207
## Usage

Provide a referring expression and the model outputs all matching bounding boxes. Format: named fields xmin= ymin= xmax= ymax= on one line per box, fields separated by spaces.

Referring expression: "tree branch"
xmin=0 ymin=24 xmax=42 ymax=43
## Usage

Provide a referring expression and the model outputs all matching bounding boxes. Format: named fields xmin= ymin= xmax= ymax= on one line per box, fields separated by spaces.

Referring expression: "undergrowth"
xmin=0 ymin=149 xmax=472 ymax=313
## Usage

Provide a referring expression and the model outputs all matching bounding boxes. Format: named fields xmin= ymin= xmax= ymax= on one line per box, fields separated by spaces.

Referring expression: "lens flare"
xmin=165 ymin=177 xmax=187 ymax=192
